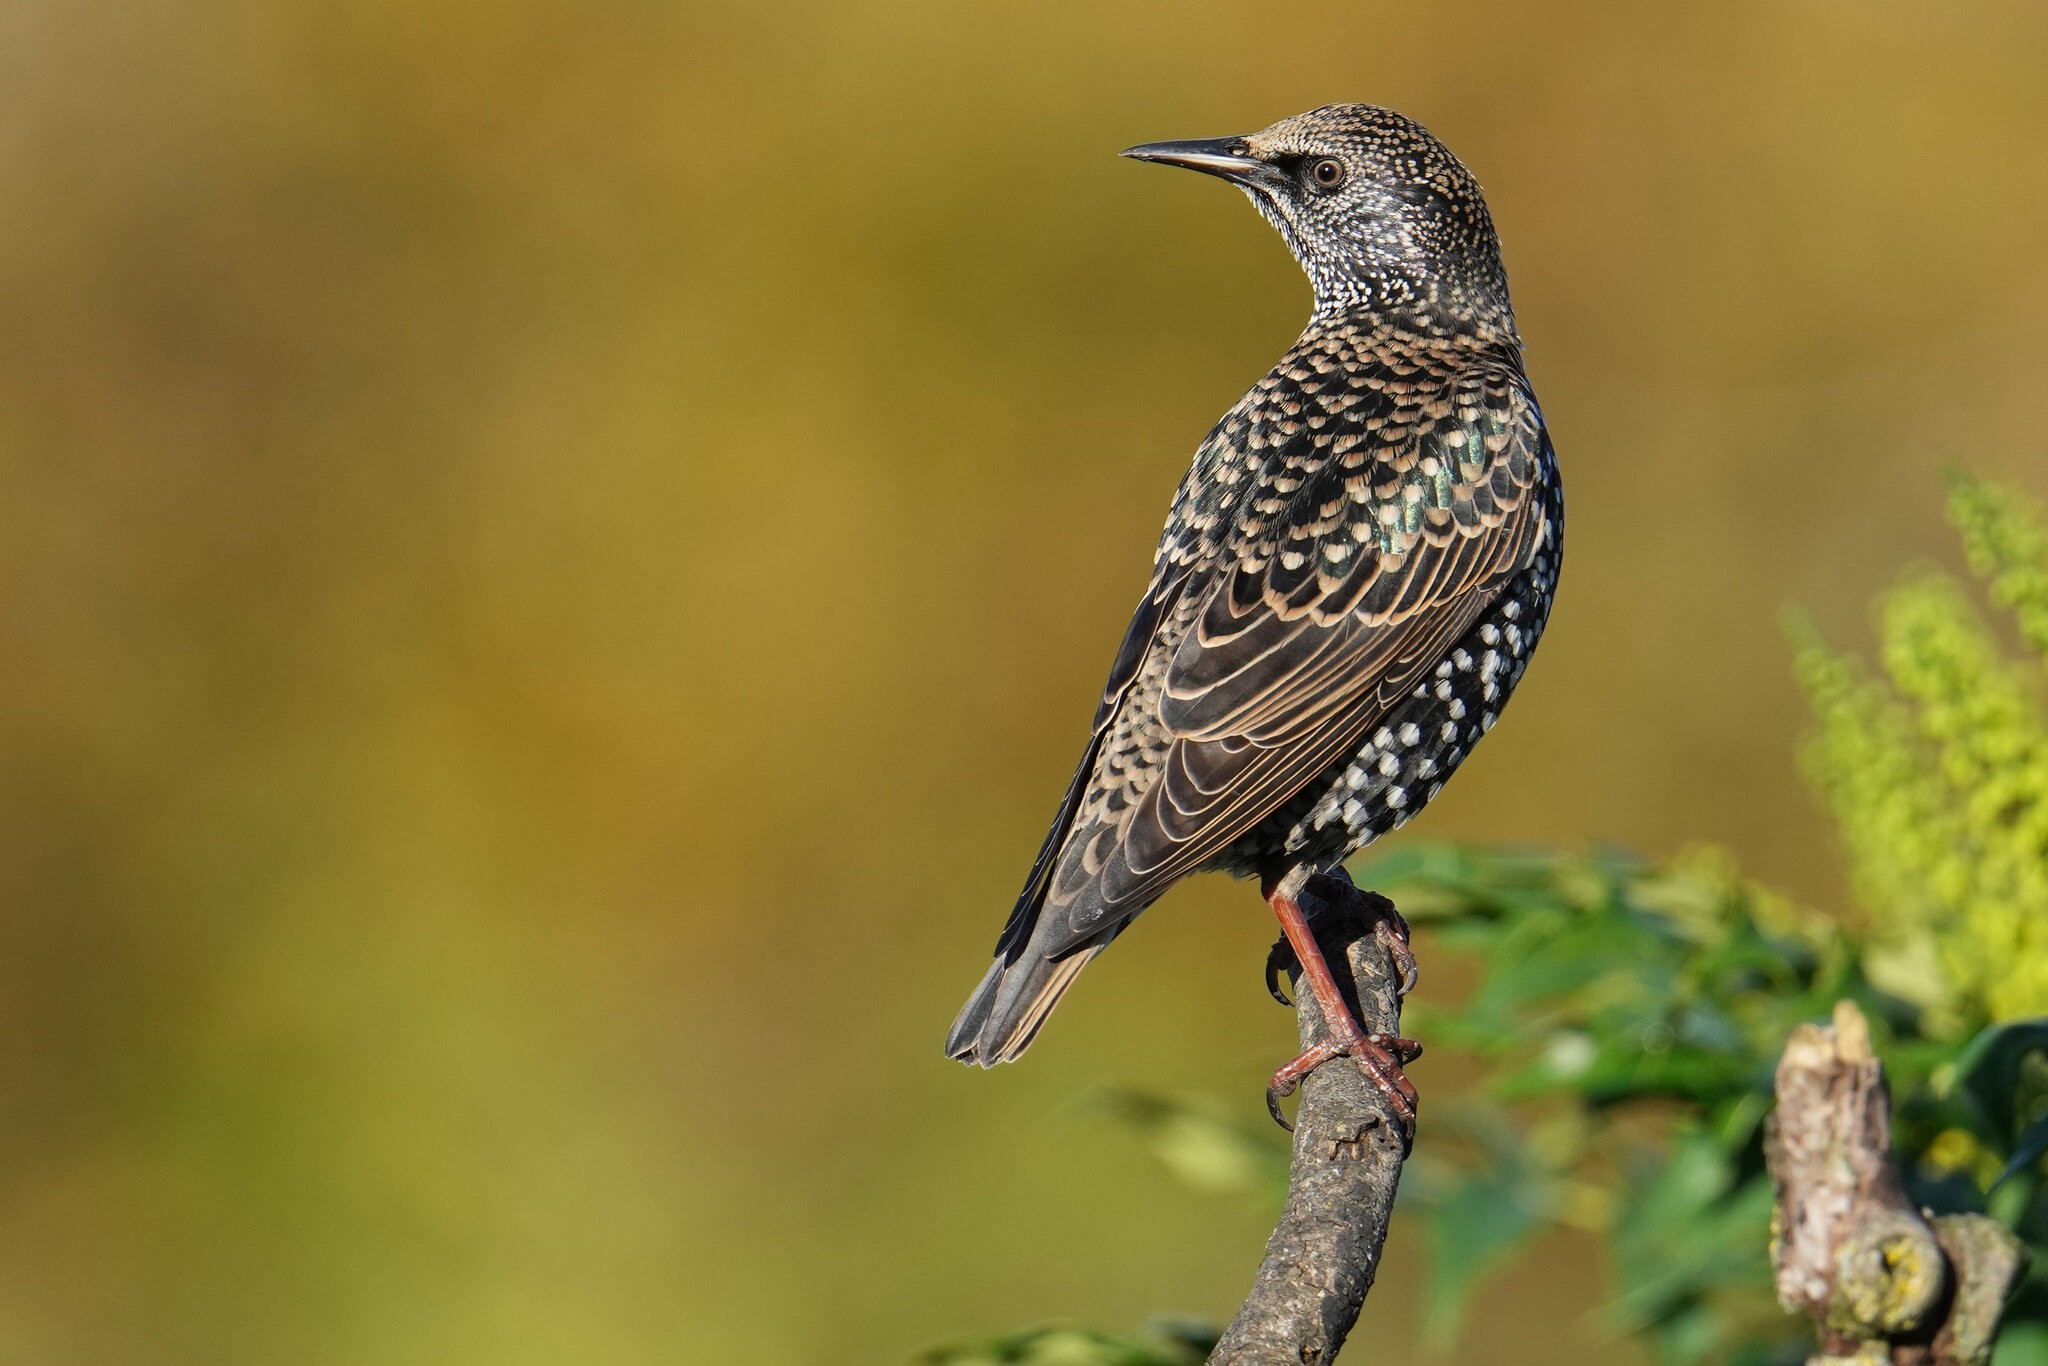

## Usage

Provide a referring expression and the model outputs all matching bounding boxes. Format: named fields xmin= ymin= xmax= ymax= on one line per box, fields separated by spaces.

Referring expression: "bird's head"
xmin=1124 ymin=104 xmax=1511 ymax=332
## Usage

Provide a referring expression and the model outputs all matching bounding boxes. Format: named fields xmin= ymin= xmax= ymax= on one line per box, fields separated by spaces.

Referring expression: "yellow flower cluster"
xmin=1793 ymin=474 xmax=2048 ymax=1028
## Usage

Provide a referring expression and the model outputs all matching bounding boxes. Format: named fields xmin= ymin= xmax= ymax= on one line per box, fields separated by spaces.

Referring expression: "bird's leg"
xmin=1262 ymin=869 xmax=1420 ymax=1139
xmin=1265 ymin=871 xmax=1419 ymax=1003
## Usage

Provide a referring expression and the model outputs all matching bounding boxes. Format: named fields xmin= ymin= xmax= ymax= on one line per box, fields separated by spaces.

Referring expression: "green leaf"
xmin=1419 ymin=1170 xmax=1541 ymax=1345
xmin=1994 ymin=1320 xmax=2048 ymax=1366
xmin=1407 ymin=1107 xmax=1559 ymax=1345
xmin=1604 ymin=1134 xmax=1774 ymax=1335
xmin=1998 ymin=1112 xmax=2048 ymax=1190
xmin=1099 ymin=1091 xmax=1288 ymax=1198
xmin=917 ymin=1324 xmax=1209 ymax=1366
xmin=1956 ymin=1020 xmax=2048 ymax=1136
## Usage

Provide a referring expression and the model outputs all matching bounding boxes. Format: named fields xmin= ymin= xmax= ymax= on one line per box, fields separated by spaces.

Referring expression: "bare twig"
xmin=1210 ymin=869 xmax=1411 ymax=1366
xmin=1766 ymin=1000 xmax=2028 ymax=1366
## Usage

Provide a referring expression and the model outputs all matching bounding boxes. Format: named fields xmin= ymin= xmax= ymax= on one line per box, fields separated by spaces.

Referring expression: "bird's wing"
xmin=979 ymin=562 xmax=1193 ymax=962
xmin=1044 ymin=348 xmax=1551 ymax=950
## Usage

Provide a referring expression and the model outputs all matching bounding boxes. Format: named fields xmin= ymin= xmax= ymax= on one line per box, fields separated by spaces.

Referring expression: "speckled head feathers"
xmin=1125 ymin=104 xmax=1512 ymax=330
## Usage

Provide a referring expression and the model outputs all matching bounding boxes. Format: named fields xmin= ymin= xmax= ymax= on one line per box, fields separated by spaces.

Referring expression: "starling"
xmin=945 ymin=105 xmax=1563 ymax=1130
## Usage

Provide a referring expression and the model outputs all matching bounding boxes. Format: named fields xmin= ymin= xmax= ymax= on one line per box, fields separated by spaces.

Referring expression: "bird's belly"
xmin=1210 ymin=555 xmax=1559 ymax=877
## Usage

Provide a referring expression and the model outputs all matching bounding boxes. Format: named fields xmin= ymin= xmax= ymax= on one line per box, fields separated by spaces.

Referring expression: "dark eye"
xmin=1309 ymin=157 xmax=1346 ymax=189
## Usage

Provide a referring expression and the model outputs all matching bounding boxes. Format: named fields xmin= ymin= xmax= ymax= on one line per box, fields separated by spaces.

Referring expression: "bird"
xmin=944 ymin=104 xmax=1563 ymax=1133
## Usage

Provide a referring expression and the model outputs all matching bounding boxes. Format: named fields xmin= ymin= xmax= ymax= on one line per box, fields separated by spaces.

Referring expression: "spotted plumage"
xmin=947 ymin=104 xmax=1562 ymax=1068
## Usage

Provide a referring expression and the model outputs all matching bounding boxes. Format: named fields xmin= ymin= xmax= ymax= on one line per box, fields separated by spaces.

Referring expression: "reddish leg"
xmin=1263 ymin=870 xmax=1420 ymax=1139
xmin=1266 ymin=873 xmax=1418 ymax=1003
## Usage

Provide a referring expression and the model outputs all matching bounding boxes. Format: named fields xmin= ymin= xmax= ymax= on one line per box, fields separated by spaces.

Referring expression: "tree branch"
xmin=1210 ymin=869 xmax=1411 ymax=1366
xmin=1766 ymin=1000 xmax=2029 ymax=1366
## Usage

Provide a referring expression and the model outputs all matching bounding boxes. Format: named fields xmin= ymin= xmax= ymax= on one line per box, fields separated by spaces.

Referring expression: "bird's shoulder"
xmin=1156 ymin=319 xmax=1545 ymax=595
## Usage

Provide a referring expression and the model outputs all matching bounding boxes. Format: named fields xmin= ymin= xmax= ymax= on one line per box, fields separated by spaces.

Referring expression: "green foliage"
xmin=1371 ymin=843 xmax=1864 ymax=1366
xmin=1086 ymin=844 xmax=2048 ymax=1366
xmin=1792 ymin=471 xmax=2048 ymax=1025
xmin=1950 ymin=470 xmax=2048 ymax=658
xmin=1366 ymin=841 xmax=2048 ymax=1365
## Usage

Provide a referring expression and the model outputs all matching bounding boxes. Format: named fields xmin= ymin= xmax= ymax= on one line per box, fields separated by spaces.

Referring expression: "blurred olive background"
xmin=2 ymin=1 xmax=2046 ymax=1361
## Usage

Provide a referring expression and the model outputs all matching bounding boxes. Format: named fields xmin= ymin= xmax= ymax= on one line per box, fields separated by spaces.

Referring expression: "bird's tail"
xmin=944 ymin=937 xmax=1109 ymax=1066
xmin=948 ymin=721 xmax=1130 ymax=1065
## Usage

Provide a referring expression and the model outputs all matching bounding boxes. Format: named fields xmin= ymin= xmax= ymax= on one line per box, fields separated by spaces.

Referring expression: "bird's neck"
xmin=1306 ymin=255 xmax=1517 ymax=345
xmin=1309 ymin=288 xmax=1519 ymax=353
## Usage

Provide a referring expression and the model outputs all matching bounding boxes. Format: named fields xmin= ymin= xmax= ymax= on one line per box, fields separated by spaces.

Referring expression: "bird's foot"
xmin=1308 ymin=870 xmax=1419 ymax=997
xmin=1265 ymin=1026 xmax=1421 ymax=1138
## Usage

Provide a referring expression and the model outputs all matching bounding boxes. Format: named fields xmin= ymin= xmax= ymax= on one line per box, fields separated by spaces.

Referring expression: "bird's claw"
xmin=1265 ymin=1078 xmax=1294 ymax=1129
xmin=1264 ymin=938 xmax=1297 ymax=1006
xmin=1382 ymin=1033 xmax=1424 ymax=1065
xmin=1263 ymin=1032 xmax=1421 ymax=1142
xmin=1377 ymin=917 xmax=1420 ymax=998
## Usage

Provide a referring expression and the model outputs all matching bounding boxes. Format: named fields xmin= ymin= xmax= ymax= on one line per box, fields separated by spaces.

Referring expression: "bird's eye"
xmin=1309 ymin=158 xmax=1346 ymax=189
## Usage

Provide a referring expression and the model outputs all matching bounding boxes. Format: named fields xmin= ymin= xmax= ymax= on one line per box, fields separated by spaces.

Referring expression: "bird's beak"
xmin=1120 ymin=137 xmax=1278 ymax=189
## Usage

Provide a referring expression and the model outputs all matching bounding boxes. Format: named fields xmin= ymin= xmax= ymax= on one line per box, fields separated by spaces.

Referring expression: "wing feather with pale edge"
xmin=981 ymin=565 xmax=1193 ymax=961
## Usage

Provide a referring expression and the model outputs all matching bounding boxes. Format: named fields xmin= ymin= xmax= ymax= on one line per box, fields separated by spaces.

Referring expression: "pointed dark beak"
xmin=1120 ymin=137 xmax=1278 ymax=189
